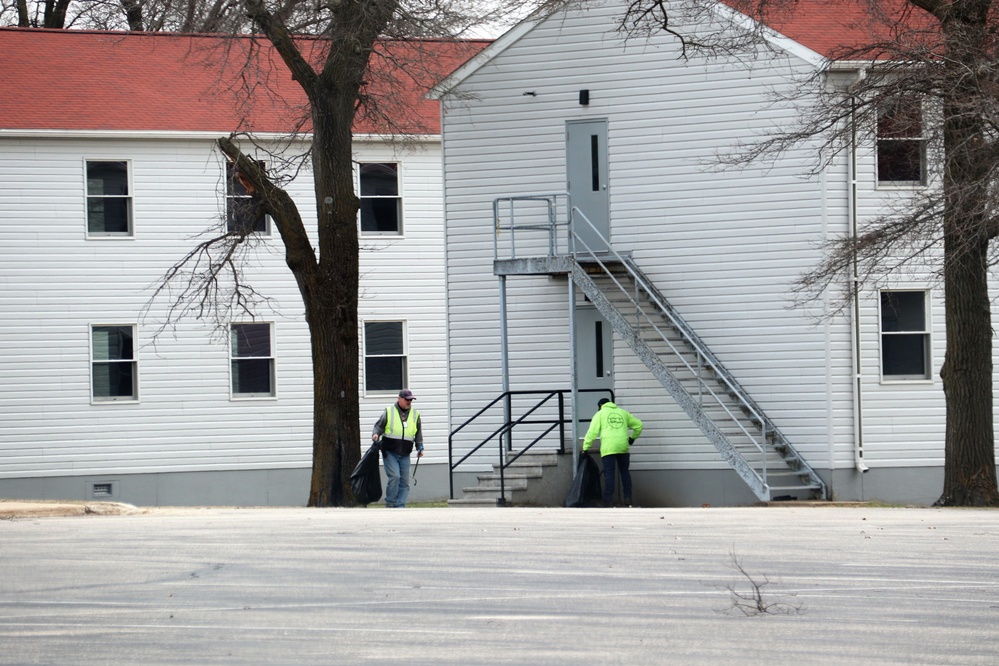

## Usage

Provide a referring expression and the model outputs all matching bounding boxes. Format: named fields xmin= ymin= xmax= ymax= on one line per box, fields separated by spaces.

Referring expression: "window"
xmin=364 ymin=321 xmax=407 ymax=392
xmin=877 ymin=101 xmax=926 ymax=185
xmin=359 ymin=163 xmax=402 ymax=234
xmin=231 ymin=323 xmax=275 ymax=397
xmin=91 ymin=325 xmax=137 ymax=401
xmin=86 ymin=160 xmax=132 ymax=236
xmin=880 ymin=291 xmax=931 ymax=380
xmin=226 ymin=162 xmax=268 ymax=234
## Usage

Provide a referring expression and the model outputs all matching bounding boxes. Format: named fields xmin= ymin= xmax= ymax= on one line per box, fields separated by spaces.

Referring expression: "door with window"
xmin=566 ymin=119 xmax=610 ymax=253
xmin=574 ymin=305 xmax=614 ymax=422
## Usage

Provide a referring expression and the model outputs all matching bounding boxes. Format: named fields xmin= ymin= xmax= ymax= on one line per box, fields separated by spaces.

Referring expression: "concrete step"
xmin=475 ymin=475 xmax=530 ymax=490
xmin=489 ymin=464 xmax=544 ymax=478
xmin=447 ymin=498 xmax=504 ymax=507
xmin=504 ymin=450 xmax=560 ymax=467
xmin=461 ymin=486 xmax=516 ymax=501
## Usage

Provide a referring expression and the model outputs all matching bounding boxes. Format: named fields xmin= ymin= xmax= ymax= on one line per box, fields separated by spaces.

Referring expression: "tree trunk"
xmin=934 ymin=1 xmax=999 ymax=506
xmin=121 ymin=0 xmax=145 ymax=31
xmin=938 ymin=235 xmax=998 ymax=505
xmin=237 ymin=0 xmax=396 ymax=506
xmin=43 ymin=0 xmax=71 ymax=28
xmin=306 ymin=83 xmax=362 ymax=507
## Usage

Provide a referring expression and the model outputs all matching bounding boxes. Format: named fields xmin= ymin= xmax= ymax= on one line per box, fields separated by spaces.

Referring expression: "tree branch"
xmin=243 ymin=0 xmax=318 ymax=95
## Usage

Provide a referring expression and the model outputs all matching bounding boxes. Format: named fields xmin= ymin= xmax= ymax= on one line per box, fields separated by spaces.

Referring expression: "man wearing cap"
xmin=371 ymin=389 xmax=424 ymax=508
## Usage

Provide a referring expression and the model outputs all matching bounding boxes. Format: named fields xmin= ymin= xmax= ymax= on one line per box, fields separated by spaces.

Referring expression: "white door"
xmin=574 ymin=305 xmax=614 ymax=422
xmin=566 ymin=119 xmax=610 ymax=253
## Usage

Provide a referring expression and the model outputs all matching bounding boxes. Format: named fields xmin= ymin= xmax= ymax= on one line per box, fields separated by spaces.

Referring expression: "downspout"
xmin=849 ymin=92 xmax=869 ymax=473
xmin=821 ymin=167 xmax=835 ymax=496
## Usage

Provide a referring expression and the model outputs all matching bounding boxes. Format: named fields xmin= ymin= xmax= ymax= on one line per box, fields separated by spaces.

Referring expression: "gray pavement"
xmin=2 ymin=504 xmax=998 ymax=665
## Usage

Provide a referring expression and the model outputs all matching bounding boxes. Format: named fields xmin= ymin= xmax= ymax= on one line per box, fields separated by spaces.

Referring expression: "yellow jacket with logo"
xmin=582 ymin=402 xmax=643 ymax=456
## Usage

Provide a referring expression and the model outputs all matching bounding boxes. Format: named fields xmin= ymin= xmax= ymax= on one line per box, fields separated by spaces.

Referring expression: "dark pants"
xmin=601 ymin=453 xmax=632 ymax=505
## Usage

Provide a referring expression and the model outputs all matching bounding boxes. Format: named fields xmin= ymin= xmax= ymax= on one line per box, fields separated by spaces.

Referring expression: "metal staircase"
xmin=491 ymin=194 xmax=828 ymax=502
xmin=570 ymin=252 xmax=826 ymax=501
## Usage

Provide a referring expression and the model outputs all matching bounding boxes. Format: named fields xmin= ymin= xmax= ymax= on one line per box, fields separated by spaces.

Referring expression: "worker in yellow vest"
xmin=371 ymin=389 xmax=424 ymax=508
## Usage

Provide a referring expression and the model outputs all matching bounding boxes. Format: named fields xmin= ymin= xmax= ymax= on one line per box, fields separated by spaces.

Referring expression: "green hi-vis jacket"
xmin=582 ymin=401 xmax=643 ymax=456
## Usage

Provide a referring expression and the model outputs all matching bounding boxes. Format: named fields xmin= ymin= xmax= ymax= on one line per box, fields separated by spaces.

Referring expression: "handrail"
xmin=568 ymin=206 xmax=770 ymax=484
xmin=448 ymin=387 xmax=611 ymax=502
xmin=568 ymin=205 xmax=825 ymax=496
xmin=493 ymin=193 xmax=570 ymax=260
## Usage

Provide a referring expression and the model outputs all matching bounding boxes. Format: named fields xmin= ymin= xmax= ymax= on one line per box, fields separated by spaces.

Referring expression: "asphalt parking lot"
xmin=2 ymin=504 xmax=998 ymax=665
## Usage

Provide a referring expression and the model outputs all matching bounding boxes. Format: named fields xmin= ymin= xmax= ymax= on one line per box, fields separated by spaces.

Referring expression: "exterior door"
xmin=566 ymin=119 xmax=610 ymax=253
xmin=574 ymin=305 xmax=614 ymax=423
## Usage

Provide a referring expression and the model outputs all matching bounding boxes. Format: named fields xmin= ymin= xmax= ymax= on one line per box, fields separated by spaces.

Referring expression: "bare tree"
xmin=2 ymin=0 xmax=541 ymax=33
xmin=5 ymin=0 xmax=557 ymax=506
xmin=1 ymin=0 xmax=292 ymax=31
xmin=2 ymin=0 xmax=76 ymax=27
xmin=620 ymin=0 xmax=999 ymax=506
xmin=147 ymin=0 xmax=559 ymax=507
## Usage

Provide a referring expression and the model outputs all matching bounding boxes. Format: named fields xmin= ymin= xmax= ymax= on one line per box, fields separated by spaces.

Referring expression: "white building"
xmin=436 ymin=0 xmax=999 ymax=505
xmin=0 ymin=28 xmax=483 ymax=505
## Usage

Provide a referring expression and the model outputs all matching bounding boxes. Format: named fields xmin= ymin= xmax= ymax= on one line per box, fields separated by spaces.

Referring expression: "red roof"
xmin=0 ymin=28 xmax=488 ymax=134
xmin=729 ymin=0 xmax=936 ymax=60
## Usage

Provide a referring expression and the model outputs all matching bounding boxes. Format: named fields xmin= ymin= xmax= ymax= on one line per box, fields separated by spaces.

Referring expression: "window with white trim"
xmin=877 ymin=101 xmax=926 ymax=186
xmin=364 ymin=321 xmax=407 ymax=392
xmin=231 ymin=323 xmax=275 ymax=397
xmin=86 ymin=160 xmax=133 ymax=236
xmin=91 ymin=325 xmax=138 ymax=401
xmin=880 ymin=290 xmax=931 ymax=380
xmin=226 ymin=162 xmax=269 ymax=235
xmin=358 ymin=163 xmax=402 ymax=235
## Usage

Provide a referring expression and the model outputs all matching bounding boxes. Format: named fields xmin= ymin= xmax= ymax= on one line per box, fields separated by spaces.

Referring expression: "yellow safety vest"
xmin=385 ymin=406 xmax=420 ymax=442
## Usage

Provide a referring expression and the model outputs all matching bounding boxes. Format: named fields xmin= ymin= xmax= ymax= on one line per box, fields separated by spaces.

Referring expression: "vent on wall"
xmin=91 ymin=482 xmax=115 ymax=498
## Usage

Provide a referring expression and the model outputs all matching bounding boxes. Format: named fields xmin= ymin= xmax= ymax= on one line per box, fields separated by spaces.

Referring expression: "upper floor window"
xmin=226 ymin=162 xmax=269 ymax=235
xmin=363 ymin=321 xmax=407 ymax=392
xmin=86 ymin=160 xmax=133 ymax=236
xmin=359 ymin=163 xmax=402 ymax=235
xmin=231 ymin=323 xmax=275 ymax=398
xmin=880 ymin=290 xmax=931 ymax=380
xmin=91 ymin=324 xmax=138 ymax=401
xmin=877 ymin=101 xmax=926 ymax=186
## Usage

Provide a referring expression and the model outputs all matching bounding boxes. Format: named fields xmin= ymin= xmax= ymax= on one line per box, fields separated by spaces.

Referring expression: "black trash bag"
xmin=350 ymin=442 xmax=382 ymax=506
xmin=564 ymin=453 xmax=602 ymax=508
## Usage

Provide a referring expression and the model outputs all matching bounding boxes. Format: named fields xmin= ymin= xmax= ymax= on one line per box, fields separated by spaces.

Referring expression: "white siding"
xmin=357 ymin=141 xmax=450 ymax=452
xmin=0 ymin=135 xmax=449 ymax=478
xmin=441 ymin=1 xmax=877 ymax=473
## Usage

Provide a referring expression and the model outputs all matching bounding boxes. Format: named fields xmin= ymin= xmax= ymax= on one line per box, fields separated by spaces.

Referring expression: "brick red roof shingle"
xmin=730 ymin=0 xmax=935 ymax=60
xmin=0 ymin=27 xmax=488 ymax=134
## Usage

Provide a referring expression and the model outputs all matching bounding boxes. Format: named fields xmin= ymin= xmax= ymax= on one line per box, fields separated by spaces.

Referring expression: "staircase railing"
xmin=567 ymin=206 xmax=826 ymax=500
xmin=488 ymin=193 xmax=826 ymax=500
xmin=448 ymin=388 xmax=611 ymax=502
xmin=492 ymin=193 xmax=571 ymax=260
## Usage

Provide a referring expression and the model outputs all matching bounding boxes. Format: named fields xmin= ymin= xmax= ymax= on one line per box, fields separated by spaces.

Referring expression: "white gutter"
xmin=848 ymin=90 xmax=869 ymax=474
xmin=0 ymin=129 xmax=438 ymax=143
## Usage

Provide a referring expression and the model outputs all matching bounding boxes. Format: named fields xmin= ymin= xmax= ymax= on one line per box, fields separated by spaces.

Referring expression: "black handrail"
xmin=448 ymin=388 xmax=612 ymax=502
